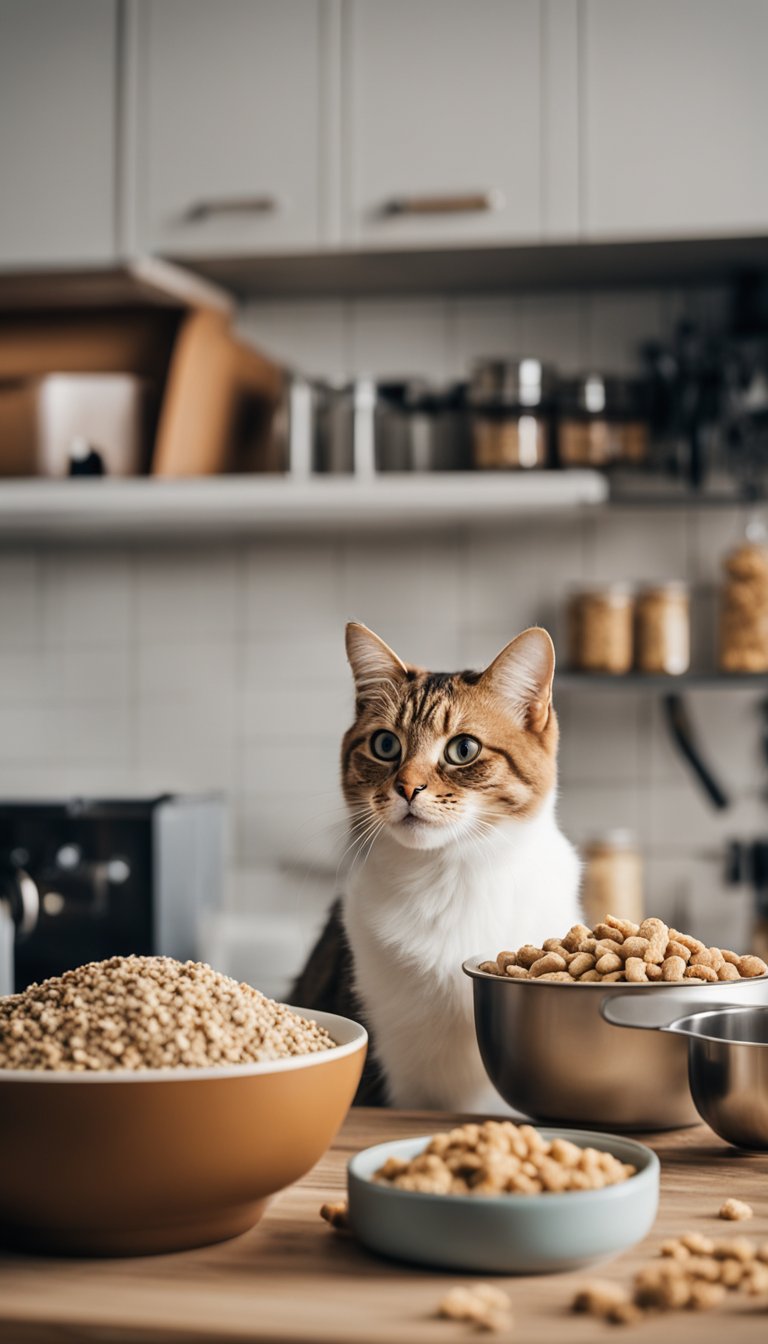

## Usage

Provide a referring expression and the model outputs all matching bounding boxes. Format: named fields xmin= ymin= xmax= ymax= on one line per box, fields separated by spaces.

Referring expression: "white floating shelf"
xmin=0 ymin=472 xmax=607 ymax=541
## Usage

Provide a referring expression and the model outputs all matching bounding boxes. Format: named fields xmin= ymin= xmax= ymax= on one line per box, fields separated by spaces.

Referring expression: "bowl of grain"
xmin=347 ymin=1120 xmax=659 ymax=1273
xmin=0 ymin=956 xmax=367 ymax=1255
xmin=464 ymin=915 xmax=768 ymax=1130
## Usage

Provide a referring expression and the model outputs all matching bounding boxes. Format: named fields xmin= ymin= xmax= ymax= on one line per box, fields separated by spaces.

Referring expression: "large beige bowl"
xmin=0 ymin=1007 xmax=366 ymax=1256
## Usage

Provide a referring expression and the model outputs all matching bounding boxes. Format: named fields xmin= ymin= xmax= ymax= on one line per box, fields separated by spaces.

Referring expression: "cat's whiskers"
xmin=335 ymin=811 xmax=381 ymax=880
xmin=342 ymin=815 xmax=386 ymax=876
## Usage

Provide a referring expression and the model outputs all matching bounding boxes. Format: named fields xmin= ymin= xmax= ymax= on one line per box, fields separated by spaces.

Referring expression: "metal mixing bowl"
xmin=663 ymin=1006 xmax=768 ymax=1150
xmin=464 ymin=957 xmax=768 ymax=1131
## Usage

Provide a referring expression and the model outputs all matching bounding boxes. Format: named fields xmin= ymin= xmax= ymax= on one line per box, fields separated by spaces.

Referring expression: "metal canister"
xmin=557 ymin=375 xmax=649 ymax=468
xmin=375 ymin=380 xmax=470 ymax=472
xmin=468 ymin=358 xmax=554 ymax=469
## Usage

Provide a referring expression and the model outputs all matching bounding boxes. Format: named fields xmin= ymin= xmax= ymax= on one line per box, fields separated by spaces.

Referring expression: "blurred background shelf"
xmin=0 ymin=471 xmax=608 ymax=541
xmin=557 ymin=671 xmax=767 ymax=692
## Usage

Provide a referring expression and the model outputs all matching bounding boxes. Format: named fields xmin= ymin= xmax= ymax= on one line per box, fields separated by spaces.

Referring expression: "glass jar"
xmin=557 ymin=375 xmax=649 ymax=468
xmin=719 ymin=535 xmax=768 ymax=673
xmin=567 ymin=584 xmax=635 ymax=674
xmin=582 ymin=832 xmax=644 ymax=929
xmin=468 ymin=358 xmax=553 ymax=469
xmin=635 ymin=582 xmax=690 ymax=675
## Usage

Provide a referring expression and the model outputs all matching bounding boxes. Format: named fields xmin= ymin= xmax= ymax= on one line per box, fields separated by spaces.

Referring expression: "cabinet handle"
xmin=381 ymin=190 xmax=505 ymax=217
xmin=183 ymin=195 xmax=279 ymax=223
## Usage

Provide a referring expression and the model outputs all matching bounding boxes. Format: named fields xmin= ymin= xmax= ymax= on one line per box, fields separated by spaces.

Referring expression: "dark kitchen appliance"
xmin=0 ymin=795 xmax=224 ymax=995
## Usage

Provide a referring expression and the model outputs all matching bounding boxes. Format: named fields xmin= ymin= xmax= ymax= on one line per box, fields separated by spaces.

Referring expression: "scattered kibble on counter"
xmin=478 ymin=914 xmax=768 ymax=984
xmin=573 ymin=1230 xmax=768 ymax=1324
xmin=319 ymin=1200 xmax=350 ymax=1230
xmin=719 ymin=1198 xmax=753 ymax=1222
xmin=437 ymin=1284 xmax=513 ymax=1334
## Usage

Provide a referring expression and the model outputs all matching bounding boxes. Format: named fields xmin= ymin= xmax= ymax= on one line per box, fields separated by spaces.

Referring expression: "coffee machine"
xmin=0 ymin=795 xmax=224 ymax=995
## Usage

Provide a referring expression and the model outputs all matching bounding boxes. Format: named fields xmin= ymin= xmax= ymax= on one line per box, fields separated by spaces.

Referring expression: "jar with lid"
xmin=582 ymin=831 xmax=644 ymax=929
xmin=557 ymin=375 xmax=649 ymax=468
xmin=719 ymin=528 xmax=768 ymax=672
xmin=567 ymin=584 xmax=634 ymax=674
xmin=468 ymin=358 xmax=553 ymax=469
xmin=635 ymin=582 xmax=690 ymax=675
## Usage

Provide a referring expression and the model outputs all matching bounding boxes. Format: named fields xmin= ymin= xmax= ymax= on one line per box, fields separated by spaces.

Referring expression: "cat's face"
xmin=341 ymin=624 xmax=559 ymax=853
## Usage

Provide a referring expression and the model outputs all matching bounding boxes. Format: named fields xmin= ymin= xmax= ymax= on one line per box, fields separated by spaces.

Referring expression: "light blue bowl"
xmin=348 ymin=1129 xmax=659 ymax=1274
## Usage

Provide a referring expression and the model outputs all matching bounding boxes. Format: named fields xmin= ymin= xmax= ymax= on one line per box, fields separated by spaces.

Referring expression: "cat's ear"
xmin=345 ymin=622 xmax=408 ymax=700
xmin=481 ymin=627 xmax=555 ymax=732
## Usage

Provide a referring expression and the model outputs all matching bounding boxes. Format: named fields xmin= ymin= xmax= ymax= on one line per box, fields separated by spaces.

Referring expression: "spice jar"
xmin=635 ymin=582 xmax=690 ymax=675
xmin=468 ymin=358 xmax=553 ymax=469
xmin=582 ymin=832 xmax=644 ymax=929
xmin=719 ymin=534 xmax=768 ymax=673
xmin=567 ymin=584 xmax=635 ymax=674
xmin=557 ymin=375 xmax=649 ymax=468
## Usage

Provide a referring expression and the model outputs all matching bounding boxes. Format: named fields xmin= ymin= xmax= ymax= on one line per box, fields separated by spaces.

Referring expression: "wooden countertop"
xmin=0 ymin=1109 xmax=766 ymax=1344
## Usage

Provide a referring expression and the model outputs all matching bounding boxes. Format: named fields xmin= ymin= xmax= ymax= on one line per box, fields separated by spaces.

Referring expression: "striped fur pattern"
xmin=295 ymin=624 xmax=581 ymax=1111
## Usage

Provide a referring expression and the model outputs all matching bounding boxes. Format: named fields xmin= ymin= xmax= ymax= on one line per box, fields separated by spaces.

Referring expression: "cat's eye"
xmin=444 ymin=734 xmax=481 ymax=766
xmin=370 ymin=730 xmax=402 ymax=761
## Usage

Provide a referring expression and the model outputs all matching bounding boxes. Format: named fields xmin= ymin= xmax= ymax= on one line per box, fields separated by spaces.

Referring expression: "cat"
xmin=292 ymin=622 xmax=582 ymax=1112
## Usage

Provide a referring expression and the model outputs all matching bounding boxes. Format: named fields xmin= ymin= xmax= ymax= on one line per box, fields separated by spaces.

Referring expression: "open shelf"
xmin=0 ymin=471 xmax=607 ymax=541
xmin=557 ymin=671 xmax=767 ymax=691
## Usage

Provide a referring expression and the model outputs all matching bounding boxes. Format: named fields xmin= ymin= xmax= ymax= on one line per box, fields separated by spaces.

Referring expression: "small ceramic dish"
xmin=348 ymin=1129 xmax=659 ymax=1274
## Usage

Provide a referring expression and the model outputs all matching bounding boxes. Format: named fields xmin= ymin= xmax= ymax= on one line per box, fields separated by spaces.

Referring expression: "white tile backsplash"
xmin=2 ymin=509 xmax=764 ymax=968
xmin=41 ymin=549 xmax=134 ymax=647
xmin=1 ymin=288 xmax=765 ymax=971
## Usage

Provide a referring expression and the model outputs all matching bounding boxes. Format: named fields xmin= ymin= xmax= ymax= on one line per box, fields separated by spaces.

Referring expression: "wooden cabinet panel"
xmin=0 ymin=0 xmax=116 ymax=267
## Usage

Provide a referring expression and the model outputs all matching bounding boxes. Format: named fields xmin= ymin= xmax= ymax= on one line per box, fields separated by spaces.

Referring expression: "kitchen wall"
xmin=1 ymin=284 xmax=763 ymax=996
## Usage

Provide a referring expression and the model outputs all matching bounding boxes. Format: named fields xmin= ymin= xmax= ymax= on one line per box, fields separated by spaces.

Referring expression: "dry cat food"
xmin=479 ymin=914 xmax=768 ymax=984
xmin=0 ymin=955 xmax=336 ymax=1071
xmin=319 ymin=1200 xmax=350 ymax=1230
xmin=719 ymin=1198 xmax=753 ymax=1222
xmin=373 ymin=1121 xmax=635 ymax=1196
xmin=437 ymin=1283 xmax=513 ymax=1334
xmin=573 ymin=1230 xmax=768 ymax=1324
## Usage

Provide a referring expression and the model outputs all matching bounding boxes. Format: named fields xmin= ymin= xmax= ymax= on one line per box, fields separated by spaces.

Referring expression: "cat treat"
xmin=478 ymin=915 xmax=768 ymax=985
xmin=572 ymin=1229 xmax=768 ymax=1324
xmin=373 ymin=1120 xmax=636 ymax=1196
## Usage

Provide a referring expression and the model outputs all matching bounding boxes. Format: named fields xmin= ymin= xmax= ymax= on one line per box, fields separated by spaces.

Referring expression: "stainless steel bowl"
xmin=463 ymin=958 xmax=768 ymax=1131
xmin=662 ymin=1007 xmax=768 ymax=1150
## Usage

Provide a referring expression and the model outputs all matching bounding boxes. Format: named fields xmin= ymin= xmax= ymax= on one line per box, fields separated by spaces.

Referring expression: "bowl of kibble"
xmin=348 ymin=1119 xmax=659 ymax=1273
xmin=0 ymin=956 xmax=367 ymax=1256
xmin=464 ymin=914 xmax=768 ymax=1130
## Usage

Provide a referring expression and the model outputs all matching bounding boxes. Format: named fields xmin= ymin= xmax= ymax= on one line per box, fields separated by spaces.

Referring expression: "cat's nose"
xmin=395 ymin=779 xmax=427 ymax=803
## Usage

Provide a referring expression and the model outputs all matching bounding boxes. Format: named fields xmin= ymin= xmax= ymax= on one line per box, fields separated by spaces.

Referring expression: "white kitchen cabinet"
xmin=341 ymin=0 xmax=546 ymax=248
xmin=0 ymin=0 xmax=117 ymax=268
xmin=129 ymin=0 xmax=325 ymax=256
xmin=582 ymin=0 xmax=768 ymax=239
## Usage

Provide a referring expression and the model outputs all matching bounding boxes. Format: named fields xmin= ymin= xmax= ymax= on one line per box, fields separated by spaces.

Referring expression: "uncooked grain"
xmin=0 ymin=956 xmax=335 ymax=1071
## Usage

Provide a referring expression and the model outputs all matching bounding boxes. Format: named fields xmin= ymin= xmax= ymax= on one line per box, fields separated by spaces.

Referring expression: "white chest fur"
xmin=343 ymin=794 xmax=582 ymax=1112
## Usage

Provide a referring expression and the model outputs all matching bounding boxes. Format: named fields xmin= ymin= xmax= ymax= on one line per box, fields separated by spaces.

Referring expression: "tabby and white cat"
xmin=293 ymin=622 xmax=581 ymax=1113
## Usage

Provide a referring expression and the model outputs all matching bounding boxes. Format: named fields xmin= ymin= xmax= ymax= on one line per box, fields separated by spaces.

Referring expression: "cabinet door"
xmin=132 ymin=0 xmax=323 ymax=256
xmin=582 ymin=0 xmax=768 ymax=238
xmin=0 ymin=0 xmax=116 ymax=267
xmin=343 ymin=0 xmax=543 ymax=248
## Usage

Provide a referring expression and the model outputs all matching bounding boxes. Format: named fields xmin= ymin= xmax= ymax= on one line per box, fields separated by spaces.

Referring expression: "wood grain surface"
xmin=0 ymin=1109 xmax=766 ymax=1343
